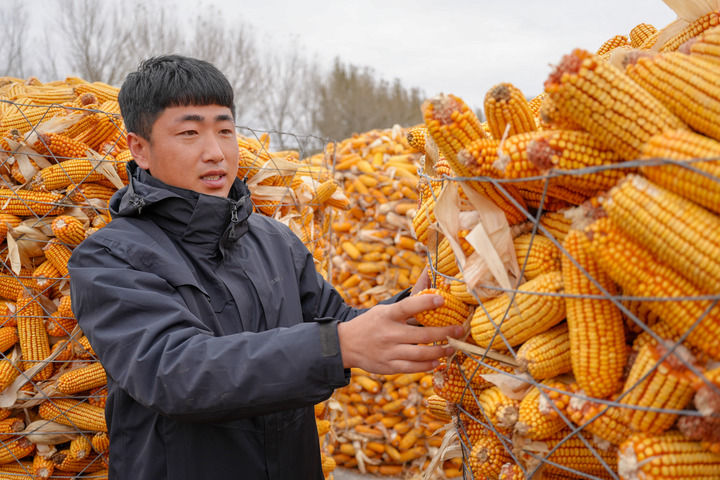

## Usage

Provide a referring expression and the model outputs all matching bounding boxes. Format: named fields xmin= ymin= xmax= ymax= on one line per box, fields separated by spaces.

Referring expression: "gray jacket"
xmin=68 ymin=162 xmax=364 ymax=479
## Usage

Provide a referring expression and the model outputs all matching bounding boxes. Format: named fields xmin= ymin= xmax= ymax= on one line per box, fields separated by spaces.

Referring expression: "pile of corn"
xmin=310 ymin=128 xmax=464 ymax=478
xmin=410 ymin=16 xmax=720 ymax=480
xmin=0 ymin=76 xmax=347 ymax=479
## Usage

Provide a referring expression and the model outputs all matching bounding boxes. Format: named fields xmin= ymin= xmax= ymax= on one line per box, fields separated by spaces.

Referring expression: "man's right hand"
xmin=336 ymin=293 xmax=465 ymax=374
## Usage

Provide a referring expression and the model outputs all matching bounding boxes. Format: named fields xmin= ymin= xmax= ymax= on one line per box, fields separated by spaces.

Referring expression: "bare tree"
xmin=123 ymin=3 xmax=183 ymax=71
xmin=0 ymin=0 xmax=29 ymax=78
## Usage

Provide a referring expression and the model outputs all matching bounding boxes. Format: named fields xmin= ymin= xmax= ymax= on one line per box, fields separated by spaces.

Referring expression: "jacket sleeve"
xmin=68 ymin=235 xmax=349 ymax=423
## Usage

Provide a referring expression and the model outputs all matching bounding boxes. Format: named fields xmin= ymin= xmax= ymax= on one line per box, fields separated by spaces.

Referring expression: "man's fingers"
xmin=394 ymin=343 xmax=454 ymax=363
xmin=388 ymin=294 xmax=444 ymax=322
xmin=400 ymin=323 xmax=465 ymax=345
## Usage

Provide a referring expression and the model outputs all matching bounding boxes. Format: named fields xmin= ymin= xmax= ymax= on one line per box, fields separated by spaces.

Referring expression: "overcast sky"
xmin=192 ymin=0 xmax=677 ymax=109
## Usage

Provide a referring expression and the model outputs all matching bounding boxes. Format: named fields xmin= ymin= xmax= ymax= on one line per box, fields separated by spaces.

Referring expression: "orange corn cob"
xmin=33 ymin=159 xmax=107 ymax=191
xmin=414 ymin=288 xmax=471 ymax=328
xmin=433 ymin=358 xmax=480 ymax=414
xmin=596 ymin=34 xmax=629 ymax=55
xmin=660 ymin=10 xmax=720 ymax=52
xmin=0 ymin=327 xmax=17 ymax=354
xmin=475 ymin=386 xmax=519 ymax=432
xmin=0 ymin=102 xmax=65 ymax=136
xmin=92 ymin=432 xmax=109 ymax=455
xmin=0 ymin=359 xmax=20 ymax=392
xmin=619 ymin=431 xmax=720 ymax=479
xmin=88 ymin=386 xmax=107 ymax=408
xmin=0 ymin=417 xmax=23 ymax=437
xmin=513 ymin=233 xmax=561 ymax=280
xmin=73 ymin=335 xmax=96 ymax=359
xmin=16 ymin=292 xmax=53 ymax=381
xmin=32 ymin=260 xmax=61 ymax=296
xmin=586 ymin=217 xmax=720 ymax=360
xmin=468 ymin=433 xmax=512 ymax=479
xmin=535 ymin=431 xmax=617 ymax=479
xmin=56 ymin=362 xmax=107 ymax=395
xmin=73 ymin=82 xmax=119 ymax=104
xmin=38 ymin=399 xmax=107 ymax=432
xmin=0 ymin=214 xmax=21 ymax=243
xmin=0 ymin=189 xmax=64 ymax=217
xmin=470 ymin=271 xmax=565 ymax=351
xmin=621 ymin=298 xmax=661 ymax=335
xmin=456 ymin=137 xmax=501 ymax=177
xmin=516 ymin=323 xmax=571 ymax=380
xmin=562 ymin=229 xmax=626 ymax=398
xmin=538 ymin=94 xmax=583 ymax=131
xmin=544 ymin=49 xmax=686 ymax=160
xmin=51 ymin=215 xmax=87 ymax=246
xmin=67 ymin=182 xmax=116 ymax=204
xmin=406 ymin=126 xmax=426 ymax=153
xmin=69 ymin=435 xmax=93 ymax=460
xmin=0 ymin=437 xmax=35 ymax=464
xmin=44 ymin=238 xmax=72 ymax=277
xmin=33 ymin=133 xmax=89 ymax=161
xmin=515 ymin=380 xmax=570 ymax=440
xmin=33 ymin=453 xmax=55 ymax=479
xmin=483 ymin=83 xmax=537 ymax=140
xmin=626 ymin=52 xmax=720 ymax=142
xmin=618 ymin=342 xmax=697 ymax=434
xmin=566 ymin=394 xmax=633 ymax=446
xmin=687 ymin=25 xmax=720 ymax=64
xmin=630 ymin=23 xmax=657 ymax=48
xmin=538 ymin=210 xmax=572 ymax=243
xmin=461 ymin=353 xmax=515 ymax=390
xmin=52 ymin=449 xmax=105 ymax=473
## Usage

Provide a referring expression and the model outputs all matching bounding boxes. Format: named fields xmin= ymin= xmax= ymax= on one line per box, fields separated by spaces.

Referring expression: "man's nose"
xmin=202 ymin=134 xmax=225 ymax=162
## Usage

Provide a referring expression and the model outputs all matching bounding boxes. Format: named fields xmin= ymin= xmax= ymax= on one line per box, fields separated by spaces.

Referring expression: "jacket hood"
xmin=109 ymin=161 xmax=253 ymax=257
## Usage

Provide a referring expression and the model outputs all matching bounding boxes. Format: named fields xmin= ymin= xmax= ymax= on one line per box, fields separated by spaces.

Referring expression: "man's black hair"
xmin=118 ymin=55 xmax=235 ymax=140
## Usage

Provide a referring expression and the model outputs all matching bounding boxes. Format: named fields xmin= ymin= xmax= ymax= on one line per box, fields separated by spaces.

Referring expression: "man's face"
xmin=128 ymin=104 xmax=240 ymax=197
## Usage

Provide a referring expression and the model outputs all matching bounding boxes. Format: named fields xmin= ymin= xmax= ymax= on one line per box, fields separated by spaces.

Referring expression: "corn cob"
xmin=0 ymin=359 xmax=20 ymax=392
xmin=499 ymin=462 xmax=524 ymax=479
xmin=456 ymin=137 xmax=502 ymax=177
xmin=514 ymin=233 xmax=561 ymax=280
xmin=33 ymin=133 xmax=89 ymax=161
xmin=537 ymin=430 xmax=618 ymax=479
xmin=618 ymin=431 xmax=720 ymax=479
xmin=461 ymin=353 xmax=515 ymax=390
xmin=406 ymin=126 xmax=426 ymax=153
xmin=515 ymin=380 xmax=570 ymax=440
xmin=433 ymin=358 xmax=481 ymax=414
xmin=538 ymin=94 xmax=583 ymax=131
xmin=468 ymin=433 xmax=512 ymax=479
xmin=475 ymin=386 xmax=519 ymax=431
xmin=52 ymin=449 xmax=105 ymax=473
xmin=31 ymin=260 xmax=61 ymax=296
xmin=73 ymin=336 xmax=96 ymax=359
xmin=0 ymin=417 xmax=23 ymax=438
xmin=470 ymin=271 xmax=565 ymax=351
xmin=627 ymin=52 xmax=720 ymax=142
xmin=92 ymin=432 xmax=109 ymax=455
xmin=422 ymin=93 xmax=528 ymax=225
xmin=449 ymin=274 xmax=480 ymax=305
xmin=0 ymin=189 xmax=64 ymax=217
xmin=21 ymin=86 xmax=75 ymax=106
xmin=562 ymin=229 xmax=626 ymax=398
xmin=587 ymin=217 xmax=720 ymax=360
xmin=677 ymin=414 xmax=720 ymax=446
xmin=526 ymin=129 xmax=627 ymax=193
xmin=426 ymin=394 xmax=454 ymax=422
xmin=0 ymin=101 xmax=64 ymax=136
xmin=538 ymin=210 xmax=571 ymax=243
xmin=0 ymin=438 xmax=35 ymax=465
xmin=88 ymin=386 xmax=107 ymax=409
xmin=414 ymin=288 xmax=472 ymax=328
xmin=629 ymin=23 xmax=658 ymax=48
xmin=56 ymin=362 xmax=107 ymax=395
xmin=516 ymin=323 xmax=571 ymax=380
xmin=483 ymin=83 xmax=537 ymax=140
xmin=620 ymin=342 xmax=697 ymax=434
xmin=622 ymin=298 xmax=661 ymax=335
xmin=73 ymin=82 xmax=119 ymax=104
xmin=69 ymin=435 xmax=93 ymax=460
xmin=32 ymin=454 xmax=54 ymax=479
xmin=659 ymin=11 xmax=720 ymax=52
xmin=605 ymin=175 xmax=720 ymax=291
xmin=596 ymin=34 xmax=629 ymax=55
xmin=67 ymin=182 xmax=116 ymax=205
xmin=456 ymin=411 xmax=491 ymax=446
xmin=544 ymin=49 xmax=687 ymax=160
xmin=0 ymin=327 xmax=17 ymax=354
xmin=688 ymin=25 xmax=720 ymax=64
xmin=43 ymin=238 xmax=72 ymax=278
xmin=428 ymin=236 xmax=461 ymax=278
xmin=38 ymin=399 xmax=107 ymax=432
xmin=32 ymin=159 xmax=106 ymax=191
xmin=0 ymin=214 xmax=21 ymax=243
xmin=51 ymin=215 xmax=87 ymax=246
xmin=16 ymin=293 xmax=53 ymax=381
xmin=566 ymin=393 xmax=633 ymax=446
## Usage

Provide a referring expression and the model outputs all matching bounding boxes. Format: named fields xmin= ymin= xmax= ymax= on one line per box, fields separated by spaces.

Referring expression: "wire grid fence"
xmin=0 ymin=95 xmax=342 ymax=478
xmin=417 ymin=153 xmax=720 ymax=479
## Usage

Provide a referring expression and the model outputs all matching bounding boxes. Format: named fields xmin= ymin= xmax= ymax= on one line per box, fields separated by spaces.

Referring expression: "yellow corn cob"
xmin=586 ymin=217 xmax=720 ymax=360
xmin=310 ymin=179 xmax=338 ymax=206
xmin=629 ymin=23 xmax=658 ymax=48
xmin=527 ymin=93 xmax=545 ymax=116
xmin=52 ymin=449 xmax=105 ymax=473
xmin=515 ymin=380 xmax=570 ymax=440
xmin=516 ymin=323 xmax=571 ymax=380
xmin=536 ymin=430 xmax=618 ymax=479
xmin=406 ymin=126 xmax=426 ymax=153
xmin=660 ymin=11 xmax=720 ymax=52
xmin=33 ymin=133 xmax=89 ymax=161
xmin=67 ymin=182 xmax=116 ymax=204
xmin=73 ymin=335 xmax=96 ymax=359
xmin=33 ymin=159 xmax=107 ymax=191
xmin=51 ymin=215 xmax=87 ymax=246
xmin=414 ymin=288 xmax=471 ymax=328
xmin=411 ymin=194 xmax=438 ymax=246
xmin=619 ymin=431 xmax=720 ymax=480
xmin=0 ymin=189 xmax=64 ymax=217
xmin=0 ymin=327 xmax=17 ymax=354
xmin=596 ymin=34 xmax=629 ymax=55
xmin=0 ymin=359 xmax=20 ymax=392
xmin=92 ymin=432 xmax=109 ymax=455
xmin=88 ymin=386 xmax=107 ymax=409
xmin=16 ymin=293 xmax=53 ymax=381
xmin=46 ymin=310 xmax=77 ymax=338
xmin=688 ymin=25 xmax=720 ymax=64
xmin=619 ymin=342 xmax=697 ymax=434
xmin=562 ymin=229 xmax=626 ymax=398
xmin=461 ymin=354 xmax=515 ymax=390
xmin=426 ymin=394 xmax=454 ymax=422
xmin=422 ymin=93 xmax=528 ymax=225
xmin=449 ymin=274 xmax=480 ymax=305
xmin=56 ymin=362 xmax=107 ymax=395
xmin=544 ymin=49 xmax=687 ymax=160
xmin=622 ymin=298 xmax=661 ymax=335
xmin=69 ymin=435 xmax=93 ymax=460
xmin=640 ymin=130 xmax=720 ymax=215
xmin=513 ymin=233 xmax=562 ymax=280
xmin=32 ymin=453 xmax=54 ymax=479
xmin=475 ymin=386 xmax=519 ymax=431
xmin=468 ymin=433 xmax=512 ymax=479
xmin=57 ymin=294 xmax=73 ymax=319
xmin=433 ymin=358 xmax=481 ymax=414
xmin=605 ymin=175 xmax=720 ymax=291
xmin=0 ymin=101 xmax=64 ymax=136
xmin=73 ymin=82 xmax=119 ymax=104
xmin=0 ymin=438 xmax=35 ymax=465
xmin=526 ymin=129 xmax=627 ymax=193
xmin=470 ymin=271 xmax=565 ymax=351
xmin=483 ymin=83 xmax=537 ymax=140
xmin=456 ymin=137 xmax=502 ymax=177
xmin=43 ymin=239 xmax=71 ymax=277
xmin=538 ymin=210 xmax=571 ymax=243
xmin=32 ymin=260 xmax=61 ymax=295
xmin=538 ymin=94 xmax=583 ymax=131
xmin=22 ymin=85 xmax=76 ymax=105
xmin=626 ymin=52 xmax=720 ymax=142
xmin=428 ymin=237 xmax=460 ymax=278
xmin=567 ymin=393 xmax=633 ymax=446
xmin=0 ymin=214 xmax=21 ymax=243
xmin=38 ymin=399 xmax=107 ymax=432
xmin=0 ymin=416 xmax=23 ymax=437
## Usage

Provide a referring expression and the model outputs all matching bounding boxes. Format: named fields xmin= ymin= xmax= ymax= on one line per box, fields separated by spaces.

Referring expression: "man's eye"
xmin=220 ymin=129 xmax=234 ymax=135
xmin=180 ymin=130 xmax=198 ymax=136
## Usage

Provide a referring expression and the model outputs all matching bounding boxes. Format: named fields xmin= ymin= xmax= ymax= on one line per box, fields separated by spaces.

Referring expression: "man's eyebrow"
xmin=215 ymin=114 xmax=233 ymax=122
xmin=175 ymin=114 xmax=233 ymax=123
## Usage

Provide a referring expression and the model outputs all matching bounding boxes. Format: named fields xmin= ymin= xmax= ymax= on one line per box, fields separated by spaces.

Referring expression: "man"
xmin=68 ymin=55 xmax=463 ymax=479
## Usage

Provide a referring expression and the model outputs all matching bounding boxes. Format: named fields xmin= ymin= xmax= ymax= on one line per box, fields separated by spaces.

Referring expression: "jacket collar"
xmin=110 ymin=161 xmax=253 ymax=257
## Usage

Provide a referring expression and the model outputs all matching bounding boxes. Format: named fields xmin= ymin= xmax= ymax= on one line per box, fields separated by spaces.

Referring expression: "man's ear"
xmin=127 ymin=132 xmax=150 ymax=170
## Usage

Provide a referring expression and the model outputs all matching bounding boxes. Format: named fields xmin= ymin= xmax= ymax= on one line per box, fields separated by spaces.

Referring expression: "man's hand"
xmin=337 ymin=293 xmax=465 ymax=374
